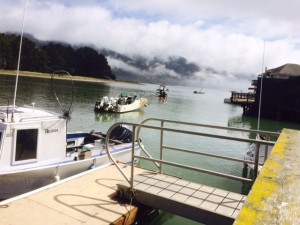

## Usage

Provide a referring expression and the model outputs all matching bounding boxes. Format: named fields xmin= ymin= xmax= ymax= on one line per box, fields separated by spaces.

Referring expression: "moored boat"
xmin=94 ymin=92 xmax=148 ymax=113
xmin=155 ymin=85 xmax=168 ymax=102
xmin=243 ymin=136 xmax=273 ymax=171
xmin=0 ymin=105 xmax=141 ymax=199
xmin=193 ymin=89 xmax=205 ymax=94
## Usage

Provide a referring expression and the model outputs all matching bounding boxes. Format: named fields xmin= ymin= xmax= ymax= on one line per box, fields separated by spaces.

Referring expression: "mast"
xmin=12 ymin=0 xmax=27 ymax=122
xmin=257 ymin=41 xmax=266 ymax=131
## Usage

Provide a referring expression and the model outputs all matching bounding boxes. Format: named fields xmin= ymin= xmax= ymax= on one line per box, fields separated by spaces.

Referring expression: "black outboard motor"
xmin=94 ymin=101 xmax=101 ymax=111
xmin=110 ymin=125 xmax=133 ymax=143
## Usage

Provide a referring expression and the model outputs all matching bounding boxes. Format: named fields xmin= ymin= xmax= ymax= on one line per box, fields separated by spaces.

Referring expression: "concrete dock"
xmin=234 ymin=128 xmax=300 ymax=224
xmin=0 ymin=163 xmax=149 ymax=225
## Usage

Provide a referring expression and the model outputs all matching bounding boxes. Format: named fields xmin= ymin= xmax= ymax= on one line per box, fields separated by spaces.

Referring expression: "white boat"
xmin=94 ymin=92 xmax=148 ymax=113
xmin=243 ymin=136 xmax=273 ymax=171
xmin=0 ymin=104 xmax=141 ymax=199
xmin=193 ymin=89 xmax=205 ymax=94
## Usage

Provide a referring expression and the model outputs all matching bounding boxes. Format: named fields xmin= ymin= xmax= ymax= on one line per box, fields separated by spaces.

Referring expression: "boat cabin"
xmin=0 ymin=105 xmax=67 ymax=171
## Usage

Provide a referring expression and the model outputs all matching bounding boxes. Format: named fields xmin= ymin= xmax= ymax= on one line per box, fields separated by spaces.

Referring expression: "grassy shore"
xmin=0 ymin=69 xmax=139 ymax=85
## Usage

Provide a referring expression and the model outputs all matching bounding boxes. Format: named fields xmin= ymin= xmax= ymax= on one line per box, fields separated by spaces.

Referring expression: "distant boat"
xmin=193 ymin=89 xmax=205 ymax=94
xmin=155 ymin=85 xmax=169 ymax=102
xmin=94 ymin=92 xmax=148 ymax=113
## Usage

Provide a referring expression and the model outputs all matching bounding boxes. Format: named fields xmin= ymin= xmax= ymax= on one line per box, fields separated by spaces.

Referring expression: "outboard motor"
xmin=110 ymin=125 xmax=133 ymax=143
xmin=103 ymin=96 xmax=109 ymax=104
xmin=94 ymin=101 xmax=101 ymax=110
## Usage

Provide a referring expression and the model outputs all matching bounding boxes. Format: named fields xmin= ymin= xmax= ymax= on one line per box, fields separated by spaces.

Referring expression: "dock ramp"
xmin=117 ymin=172 xmax=245 ymax=225
xmin=103 ymin=118 xmax=278 ymax=224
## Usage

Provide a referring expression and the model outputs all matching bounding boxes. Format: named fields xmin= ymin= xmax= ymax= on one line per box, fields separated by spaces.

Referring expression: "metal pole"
xmin=253 ymin=143 xmax=260 ymax=181
xmin=159 ymin=120 xmax=164 ymax=173
xmin=12 ymin=0 xmax=27 ymax=122
xmin=130 ymin=125 xmax=136 ymax=190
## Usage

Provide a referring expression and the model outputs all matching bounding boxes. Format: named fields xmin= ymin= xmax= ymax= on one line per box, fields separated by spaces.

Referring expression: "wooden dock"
xmin=0 ymin=163 xmax=149 ymax=225
xmin=117 ymin=172 xmax=245 ymax=225
xmin=224 ymin=91 xmax=255 ymax=104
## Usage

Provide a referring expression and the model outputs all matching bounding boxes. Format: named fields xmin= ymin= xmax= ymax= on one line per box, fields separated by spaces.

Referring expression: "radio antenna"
xmin=12 ymin=0 xmax=27 ymax=122
xmin=257 ymin=41 xmax=266 ymax=131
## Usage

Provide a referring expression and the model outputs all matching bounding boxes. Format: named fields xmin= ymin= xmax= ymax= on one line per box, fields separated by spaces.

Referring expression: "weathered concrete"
xmin=234 ymin=128 xmax=300 ymax=224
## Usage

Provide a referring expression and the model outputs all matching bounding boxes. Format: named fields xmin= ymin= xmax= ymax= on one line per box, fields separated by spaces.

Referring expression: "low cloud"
xmin=1 ymin=0 xmax=300 ymax=90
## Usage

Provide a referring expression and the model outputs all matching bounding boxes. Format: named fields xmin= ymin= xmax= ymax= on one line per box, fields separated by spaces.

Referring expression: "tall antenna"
xmin=257 ymin=41 xmax=266 ymax=131
xmin=12 ymin=0 xmax=27 ymax=122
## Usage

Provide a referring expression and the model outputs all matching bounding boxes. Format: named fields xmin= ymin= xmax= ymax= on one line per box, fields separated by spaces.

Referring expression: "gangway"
xmin=118 ymin=171 xmax=246 ymax=224
xmin=103 ymin=118 xmax=279 ymax=224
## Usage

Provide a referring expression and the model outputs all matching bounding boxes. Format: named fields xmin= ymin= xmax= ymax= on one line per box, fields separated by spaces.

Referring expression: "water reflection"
xmin=1 ymin=74 xmax=300 ymax=225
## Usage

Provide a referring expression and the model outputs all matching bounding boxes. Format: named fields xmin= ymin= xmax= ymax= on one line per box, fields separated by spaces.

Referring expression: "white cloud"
xmin=1 ymin=0 xmax=300 ymax=88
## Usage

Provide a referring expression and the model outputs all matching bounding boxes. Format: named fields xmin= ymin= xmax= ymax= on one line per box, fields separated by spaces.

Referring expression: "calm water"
xmin=1 ymin=74 xmax=300 ymax=224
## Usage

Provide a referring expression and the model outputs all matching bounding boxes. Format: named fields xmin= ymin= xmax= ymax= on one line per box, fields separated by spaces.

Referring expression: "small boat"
xmin=0 ymin=105 xmax=142 ymax=199
xmin=243 ymin=136 xmax=273 ymax=171
xmin=94 ymin=92 xmax=148 ymax=113
xmin=155 ymin=85 xmax=168 ymax=102
xmin=193 ymin=89 xmax=205 ymax=94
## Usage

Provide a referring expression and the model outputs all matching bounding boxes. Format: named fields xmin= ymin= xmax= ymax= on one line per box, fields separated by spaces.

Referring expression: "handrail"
xmin=139 ymin=118 xmax=279 ymax=139
xmin=104 ymin=118 xmax=279 ymax=192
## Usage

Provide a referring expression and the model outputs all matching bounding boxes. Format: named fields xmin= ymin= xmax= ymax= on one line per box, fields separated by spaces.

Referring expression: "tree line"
xmin=0 ymin=33 xmax=116 ymax=80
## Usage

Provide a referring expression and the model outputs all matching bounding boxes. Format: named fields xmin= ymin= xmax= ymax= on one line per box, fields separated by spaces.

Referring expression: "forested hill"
xmin=0 ymin=33 xmax=116 ymax=80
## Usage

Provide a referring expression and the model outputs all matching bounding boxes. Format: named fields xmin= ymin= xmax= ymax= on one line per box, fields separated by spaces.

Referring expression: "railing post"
xmin=253 ymin=143 xmax=260 ymax=181
xmin=130 ymin=125 xmax=136 ymax=190
xmin=103 ymin=119 xmax=277 ymax=189
xmin=264 ymin=133 xmax=270 ymax=162
xmin=159 ymin=121 xmax=164 ymax=174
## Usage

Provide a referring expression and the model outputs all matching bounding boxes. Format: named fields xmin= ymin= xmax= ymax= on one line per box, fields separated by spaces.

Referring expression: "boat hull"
xmin=0 ymin=146 xmax=140 ymax=200
xmin=94 ymin=93 xmax=148 ymax=113
xmin=113 ymin=99 xmax=142 ymax=113
xmin=244 ymin=143 xmax=273 ymax=171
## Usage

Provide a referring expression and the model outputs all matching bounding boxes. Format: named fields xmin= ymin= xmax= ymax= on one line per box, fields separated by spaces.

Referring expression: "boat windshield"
xmin=120 ymin=92 xmax=129 ymax=97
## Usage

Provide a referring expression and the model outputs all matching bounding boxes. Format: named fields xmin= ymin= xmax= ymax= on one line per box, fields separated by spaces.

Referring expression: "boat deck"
xmin=0 ymin=164 xmax=147 ymax=225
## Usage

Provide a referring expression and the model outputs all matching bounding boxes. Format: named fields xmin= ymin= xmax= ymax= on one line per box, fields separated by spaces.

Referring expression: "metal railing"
xmin=104 ymin=118 xmax=279 ymax=190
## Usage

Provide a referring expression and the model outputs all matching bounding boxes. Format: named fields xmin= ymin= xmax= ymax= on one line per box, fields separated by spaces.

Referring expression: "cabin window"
xmin=15 ymin=129 xmax=38 ymax=161
xmin=0 ymin=131 xmax=2 ymax=150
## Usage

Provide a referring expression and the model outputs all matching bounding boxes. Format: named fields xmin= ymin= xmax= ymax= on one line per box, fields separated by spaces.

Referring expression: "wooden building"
xmin=242 ymin=63 xmax=300 ymax=123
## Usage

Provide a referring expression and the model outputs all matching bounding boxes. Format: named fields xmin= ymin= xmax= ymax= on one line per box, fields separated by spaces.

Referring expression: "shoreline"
xmin=0 ymin=69 xmax=140 ymax=85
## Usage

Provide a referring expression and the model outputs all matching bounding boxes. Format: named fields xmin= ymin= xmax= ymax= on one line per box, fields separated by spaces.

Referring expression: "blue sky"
xmin=1 ymin=0 xmax=300 ymax=89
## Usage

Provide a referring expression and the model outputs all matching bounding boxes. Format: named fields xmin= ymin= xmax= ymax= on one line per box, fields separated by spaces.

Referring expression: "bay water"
xmin=1 ymin=74 xmax=300 ymax=225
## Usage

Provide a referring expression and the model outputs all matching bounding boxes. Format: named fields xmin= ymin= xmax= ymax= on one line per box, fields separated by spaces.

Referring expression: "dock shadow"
xmin=54 ymin=194 xmax=127 ymax=224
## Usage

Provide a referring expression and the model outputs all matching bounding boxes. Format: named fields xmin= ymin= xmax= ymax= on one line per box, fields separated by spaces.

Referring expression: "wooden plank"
xmin=112 ymin=207 xmax=138 ymax=225
xmin=0 ymin=164 xmax=147 ymax=225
